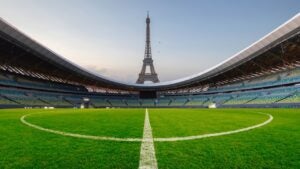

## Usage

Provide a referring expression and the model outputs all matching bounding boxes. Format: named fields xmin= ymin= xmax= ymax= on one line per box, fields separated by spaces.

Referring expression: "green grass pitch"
xmin=0 ymin=108 xmax=299 ymax=168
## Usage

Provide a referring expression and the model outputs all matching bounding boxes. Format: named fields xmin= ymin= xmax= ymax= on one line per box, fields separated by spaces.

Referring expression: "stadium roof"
xmin=0 ymin=13 xmax=299 ymax=91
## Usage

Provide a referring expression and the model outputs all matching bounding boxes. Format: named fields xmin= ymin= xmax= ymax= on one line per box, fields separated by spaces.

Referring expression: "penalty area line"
xmin=138 ymin=108 xmax=158 ymax=169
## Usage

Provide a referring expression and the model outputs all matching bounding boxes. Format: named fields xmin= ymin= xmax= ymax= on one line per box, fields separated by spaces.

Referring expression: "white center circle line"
xmin=154 ymin=112 xmax=273 ymax=142
xmin=20 ymin=111 xmax=273 ymax=142
xmin=20 ymin=112 xmax=142 ymax=142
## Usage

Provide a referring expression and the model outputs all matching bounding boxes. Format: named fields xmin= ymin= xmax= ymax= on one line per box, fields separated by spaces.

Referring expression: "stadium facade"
xmin=0 ymin=13 xmax=299 ymax=108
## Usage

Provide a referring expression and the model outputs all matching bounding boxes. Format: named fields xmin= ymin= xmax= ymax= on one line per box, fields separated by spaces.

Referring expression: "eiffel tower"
xmin=136 ymin=12 xmax=159 ymax=84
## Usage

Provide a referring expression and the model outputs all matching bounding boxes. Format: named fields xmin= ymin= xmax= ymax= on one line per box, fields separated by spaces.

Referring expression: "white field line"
xmin=20 ymin=111 xmax=273 ymax=143
xmin=138 ymin=109 xmax=158 ymax=169
xmin=20 ymin=113 xmax=142 ymax=142
xmin=154 ymin=112 xmax=273 ymax=142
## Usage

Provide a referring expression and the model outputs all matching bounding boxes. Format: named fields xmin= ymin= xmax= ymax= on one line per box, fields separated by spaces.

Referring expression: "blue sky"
xmin=0 ymin=0 xmax=299 ymax=83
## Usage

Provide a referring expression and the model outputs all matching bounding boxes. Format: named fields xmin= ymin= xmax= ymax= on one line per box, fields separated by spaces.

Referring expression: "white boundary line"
xmin=154 ymin=112 xmax=273 ymax=142
xmin=138 ymin=109 xmax=158 ymax=169
xmin=20 ymin=113 xmax=142 ymax=142
xmin=20 ymin=111 xmax=273 ymax=142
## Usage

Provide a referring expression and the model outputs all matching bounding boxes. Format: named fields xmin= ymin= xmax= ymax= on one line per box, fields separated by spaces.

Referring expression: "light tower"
xmin=136 ymin=12 xmax=159 ymax=84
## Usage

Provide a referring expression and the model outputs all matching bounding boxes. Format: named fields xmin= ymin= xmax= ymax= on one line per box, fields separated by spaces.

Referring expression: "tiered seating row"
xmin=1 ymin=85 xmax=300 ymax=108
xmin=0 ymin=72 xmax=87 ymax=93
xmin=207 ymin=68 xmax=300 ymax=93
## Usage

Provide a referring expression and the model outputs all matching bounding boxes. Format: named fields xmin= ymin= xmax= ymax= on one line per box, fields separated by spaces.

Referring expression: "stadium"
xmin=0 ymin=2 xmax=299 ymax=169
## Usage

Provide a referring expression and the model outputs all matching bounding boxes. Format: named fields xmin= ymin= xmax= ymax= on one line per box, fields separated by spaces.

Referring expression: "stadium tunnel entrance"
xmin=139 ymin=90 xmax=157 ymax=99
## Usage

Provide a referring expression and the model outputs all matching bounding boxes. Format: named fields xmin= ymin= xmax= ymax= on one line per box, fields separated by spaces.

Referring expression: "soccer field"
xmin=0 ymin=108 xmax=299 ymax=169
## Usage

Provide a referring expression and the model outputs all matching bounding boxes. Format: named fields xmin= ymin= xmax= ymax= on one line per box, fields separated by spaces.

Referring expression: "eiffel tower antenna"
xmin=136 ymin=12 xmax=160 ymax=84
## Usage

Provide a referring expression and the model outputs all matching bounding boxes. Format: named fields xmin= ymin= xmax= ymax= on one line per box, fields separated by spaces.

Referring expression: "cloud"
xmin=85 ymin=65 xmax=108 ymax=75
xmin=84 ymin=65 xmax=137 ymax=83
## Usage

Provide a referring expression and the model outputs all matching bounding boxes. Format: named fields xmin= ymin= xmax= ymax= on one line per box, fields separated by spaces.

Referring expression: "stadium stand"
xmin=0 ymin=72 xmax=87 ymax=93
xmin=156 ymin=98 xmax=171 ymax=107
xmin=125 ymin=99 xmax=141 ymax=107
xmin=168 ymin=96 xmax=188 ymax=106
xmin=90 ymin=97 xmax=110 ymax=108
xmin=0 ymin=13 xmax=299 ymax=108
xmin=141 ymin=99 xmax=155 ymax=107
xmin=185 ymin=96 xmax=208 ymax=107
xmin=108 ymin=98 xmax=127 ymax=107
